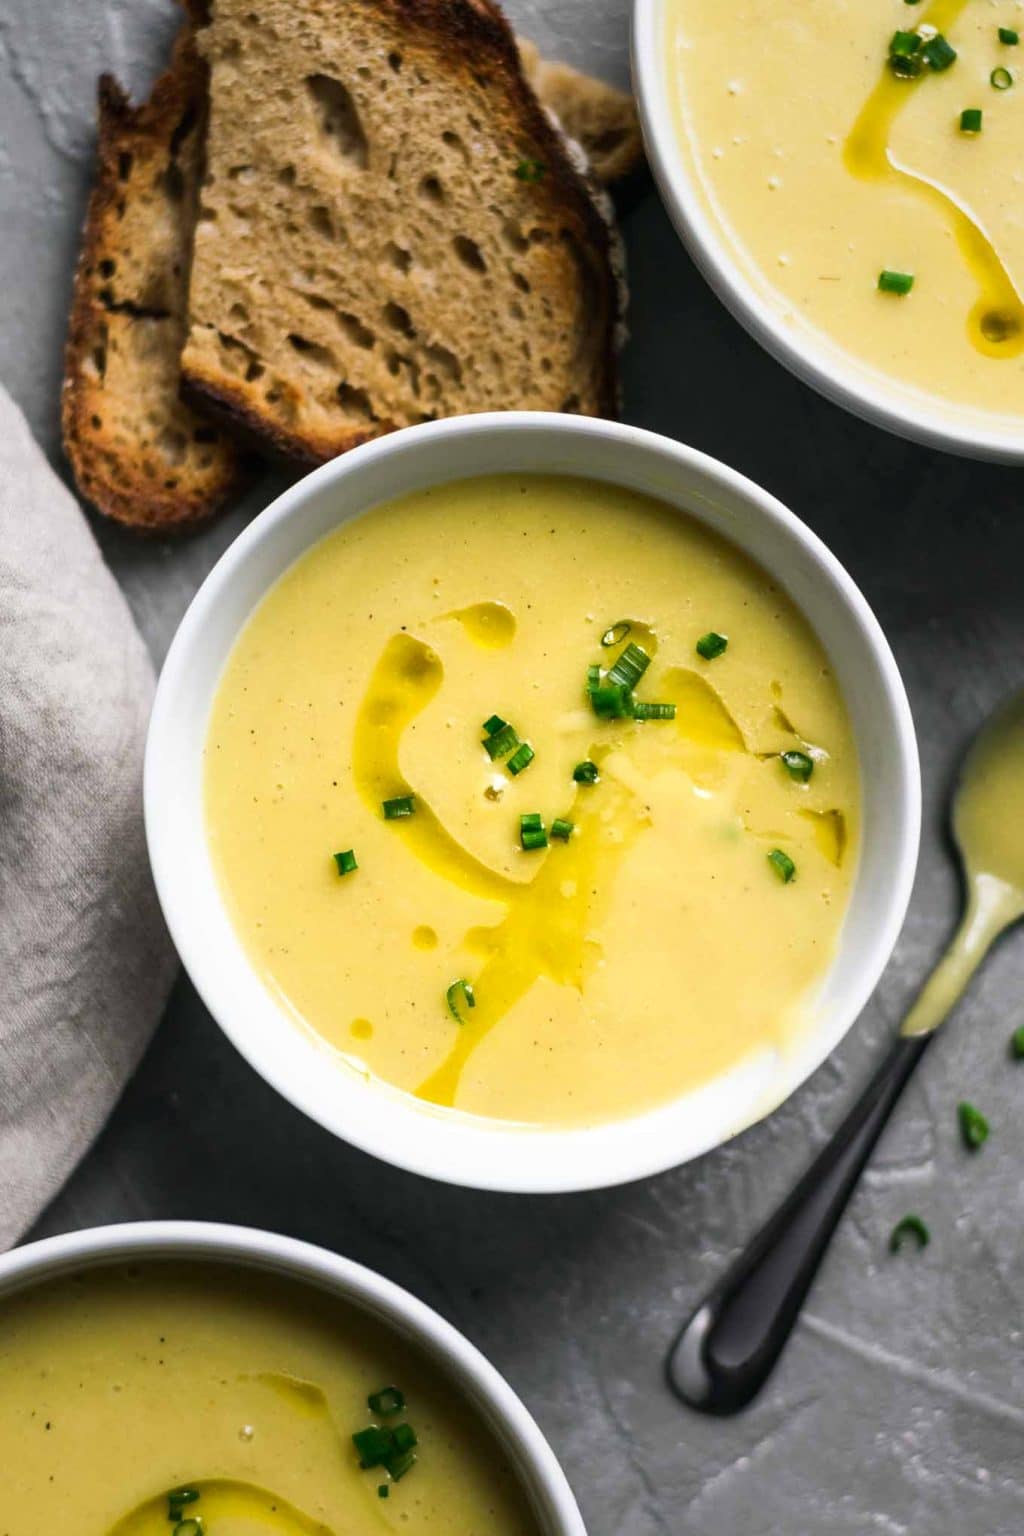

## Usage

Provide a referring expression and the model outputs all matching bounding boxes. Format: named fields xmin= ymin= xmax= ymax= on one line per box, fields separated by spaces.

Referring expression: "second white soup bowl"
xmin=145 ymin=412 xmax=920 ymax=1193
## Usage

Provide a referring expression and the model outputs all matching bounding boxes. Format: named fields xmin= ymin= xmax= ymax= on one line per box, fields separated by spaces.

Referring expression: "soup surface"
xmin=665 ymin=0 xmax=1024 ymax=423
xmin=206 ymin=474 xmax=860 ymax=1126
xmin=0 ymin=1261 xmax=536 ymax=1535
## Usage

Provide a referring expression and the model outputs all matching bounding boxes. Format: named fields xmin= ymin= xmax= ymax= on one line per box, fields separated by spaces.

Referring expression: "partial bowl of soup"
xmin=634 ymin=0 xmax=1024 ymax=461
xmin=0 ymin=1220 xmax=581 ymax=1535
xmin=146 ymin=412 xmax=920 ymax=1191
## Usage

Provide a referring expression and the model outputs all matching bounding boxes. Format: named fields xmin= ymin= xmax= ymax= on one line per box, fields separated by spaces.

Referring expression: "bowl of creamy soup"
xmin=146 ymin=413 xmax=919 ymax=1191
xmin=0 ymin=1220 xmax=581 ymax=1536
xmin=634 ymin=0 xmax=1024 ymax=460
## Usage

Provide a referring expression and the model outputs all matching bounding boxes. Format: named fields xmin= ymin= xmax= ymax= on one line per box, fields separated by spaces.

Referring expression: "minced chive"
xmin=168 ymin=1490 xmax=200 ymax=1517
xmin=889 ymin=28 xmax=922 ymax=57
xmin=957 ymin=1100 xmax=989 ymax=1150
xmin=999 ymin=26 xmax=1019 ymax=44
xmin=890 ymin=51 xmax=923 ymax=77
xmin=446 ymin=978 xmax=476 ymax=1023
xmin=483 ymin=722 xmax=520 ymax=760
xmin=922 ymin=32 xmax=957 ymax=70
xmin=631 ymin=701 xmax=676 ymax=720
xmin=386 ymin=1448 xmax=417 ymax=1482
xmin=991 ymin=65 xmax=1014 ymax=88
xmin=696 ymin=631 xmax=728 ymax=661
xmin=768 ymin=848 xmax=796 ymax=883
xmin=781 ymin=749 xmax=814 ymax=782
xmin=573 ymin=759 xmax=599 ymax=784
xmin=391 ymin=1424 xmax=418 ymax=1454
xmin=483 ymin=714 xmax=507 ymax=736
xmin=173 ymin=1523 xmax=202 ymax=1536
xmin=368 ymin=1387 xmax=405 ymax=1417
xmin=878 ymin=268 xmax=914 ymax=295
xmin=1011 ymin=1024 xmax=1024 ymax=1058
xmin=507 ymin=742 xmax=535 ymax=775
xmin=334 ymin=848 xmax=358 ymax=876
xmin=378 ymin=1486 xmax=390 ymax=1499
xmin=607 ymin=642 xmax=651 ymax=690
xmin=515 ymin=158 xmax=546 ymax=182
xmin=601 ymin=620 xmax=632 ymax=647
xmin=520 ymin=813 xmax=548 ymax=851
xmin=589 ymin=683 xmax=634 ymax=718
xmin=889 ymin=1214 xmax=930 ymax=1253
xmin=382 ymin=795 xmax=415 ymax=820
xmin=959 ymin=107 xmax=983 ymax=132
xmin=586 ymin=663 xmax=601 ymax=694
xmin=551 ymin=817 xmax=574 ymax=840
xmin=354 ymin=1426 xmax=394 ymax=1468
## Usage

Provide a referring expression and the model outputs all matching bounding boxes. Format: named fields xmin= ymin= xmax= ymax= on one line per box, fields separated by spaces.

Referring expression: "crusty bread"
xmin=517 ymin=39 xmax=643 ymax=189
xmin=62 ymin=29 xmax=241 ymax=529
xmin=180 ymin=0 xmax=621 ymax=464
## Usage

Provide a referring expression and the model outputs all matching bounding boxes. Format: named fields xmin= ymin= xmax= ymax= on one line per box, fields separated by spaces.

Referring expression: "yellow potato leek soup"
xmin=0 ymin=1261 xmax=537 ymax=1535
xmin=665 ymin=0 xmax=1024 ymax=421
xmin=205 ymin=475 xmax=860 ymax=1126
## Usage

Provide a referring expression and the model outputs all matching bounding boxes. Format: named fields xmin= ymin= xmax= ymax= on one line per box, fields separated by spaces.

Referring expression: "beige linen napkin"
xmin=0 ymin=386 xmax=176 ymax=1248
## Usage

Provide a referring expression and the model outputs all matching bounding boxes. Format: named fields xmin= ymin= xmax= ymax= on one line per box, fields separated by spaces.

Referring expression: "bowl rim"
xmin=0 ymin=1219 xmax=585 ymax=1536
xmin=145 ymin=409 xmax=921 ymax=1193
xmin=631 ymin=0 xmax=1024 ymax=465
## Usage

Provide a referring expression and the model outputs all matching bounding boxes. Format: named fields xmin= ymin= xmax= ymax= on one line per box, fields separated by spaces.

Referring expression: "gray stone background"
xmin=4 ymin=1 xmax=1024 ymax=1531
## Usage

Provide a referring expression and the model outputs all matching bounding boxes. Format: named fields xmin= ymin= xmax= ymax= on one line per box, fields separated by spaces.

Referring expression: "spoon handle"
xmin=666 ymin=1032 xmax=930 ymax=1415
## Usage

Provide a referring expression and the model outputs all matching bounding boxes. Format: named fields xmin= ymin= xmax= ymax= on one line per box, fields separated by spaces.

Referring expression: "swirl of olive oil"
xmin=844 ymin=0 xmax=1024 ymax=355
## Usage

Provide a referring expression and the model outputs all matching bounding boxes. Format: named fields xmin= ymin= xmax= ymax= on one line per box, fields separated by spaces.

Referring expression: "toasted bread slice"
xmin=180 ymin=0 xmax=621 ymax=465
xmin=62 ymin=29 xmax=241 ymax=529
xmin=517 ymin=39 xmax=643 ymax=189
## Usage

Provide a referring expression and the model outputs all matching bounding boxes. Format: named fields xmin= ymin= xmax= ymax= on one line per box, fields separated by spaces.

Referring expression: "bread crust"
xmin=180 ymin=0 xmax=621 ymax=462
xmin=62 ymin=29 xmax=242 ymax=529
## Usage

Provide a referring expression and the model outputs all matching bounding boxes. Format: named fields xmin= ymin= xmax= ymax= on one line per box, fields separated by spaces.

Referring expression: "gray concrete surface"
xmin=4 ymin=2 xmax=1024 ymax=1531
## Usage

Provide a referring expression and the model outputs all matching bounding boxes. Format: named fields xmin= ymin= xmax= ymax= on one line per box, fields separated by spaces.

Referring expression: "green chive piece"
xmin=386 ymin=1448 xmax=417 ymax=1482
xmin=890 ymin=51 xmax=923 ymax=77
xmin=551 ymin=817 xmax=574 ymax=840
xmin=368 ymin=1386 xmax=405 ymax=1417
xmin=589 ymin=683 xmax=634 ymax=718
xmin=991 ymin=65 xmax=1014 ymax=88
xmin=889 ymin=28 xmax=922 ymax=58
xmin=922 ymin=33 xmax=957 ymax=70
xmin=382 ymin=795 xmax=415 ymax=820
xmin=483 ymin=722 xmax=520 ymax=760
xmin=768 ymin=848 xmax=796 ymax=883
xmin=515 ymin=158 xmax=546 ymax=182
xmin=601 ymin=620 xmax=632 ymax=648
xmin=889 ymin=1214 xmax=930 ymax=1253
xmin=781 ymin=749 xmax=814 ymax=783
xmin=586 ymin=663 xmax=601 ymax=694
xmin=999 ymin=26 xmax=1019 ymax=44
xmin=573 ymin=760 xmax=600 ymax=783
xmin=446 ymin=978 xmax=476 ymax=1023
xmin=483 ymin=714 xmax=507 ymax=736
xmin=959 ymin=106 xmax=983 ymax=132
xmin=378 ymin=1486 xmax=390 ymax=1499
xmin=507 ymin=742 xmax=535 ymax=775
xmin=696 ymin=631 xmax=728 ymax=661
xmin=334 ymin=849 xmax=358 ymax=876
xmin=631 ymin=701 xmax=676 ymax=720
xmin=878 ymin=268 xmax=914 ymax=295
xmin=168 ymin=1489 xmax=200 ymax=1519
xmin=353 ymin=1426 xmax=394 ymax=1468
xmin=607 ymin=642 xmax=651 ymax=690
xmin=173 ymin=1523 xmax=202 ymax=1536
xmin=391 ymin=1423 xmax=418 ymax=1454
xmin=521 ymin=813 xmax=548 ymax=851
xmin=1010 ymin=1024 xmax=1024 ymax=1058
xmin=957 ymin=1100 xmax=989 ymax=1150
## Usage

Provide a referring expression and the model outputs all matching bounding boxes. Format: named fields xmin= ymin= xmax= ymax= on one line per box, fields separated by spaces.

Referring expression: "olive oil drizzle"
xmin=844 ymin=0 xmax=1024 ymax=357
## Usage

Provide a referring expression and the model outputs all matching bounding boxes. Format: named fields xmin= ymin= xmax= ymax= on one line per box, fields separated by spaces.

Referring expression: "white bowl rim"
xmin=145 ymin=409 xmax=921 ymax=1194
xmin=0 ymin=1219 xmax=584 ymax=1536
xmin=631 ymin=0 xmax=1024 ymax=465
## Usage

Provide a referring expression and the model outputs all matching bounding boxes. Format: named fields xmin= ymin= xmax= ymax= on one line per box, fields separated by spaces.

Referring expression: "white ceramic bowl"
xmin=0 ymin=1220 xmax=584 ymax=1536
xmin=632 ymin=0 xmax=1024 ymax=463
xmin=146 ymin=411 xmax=920 ymax=1193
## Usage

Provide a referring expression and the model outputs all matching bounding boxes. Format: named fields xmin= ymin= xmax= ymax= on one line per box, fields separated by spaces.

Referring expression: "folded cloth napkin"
xmin=0 ymin=386 xmax=176 ymax=1248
